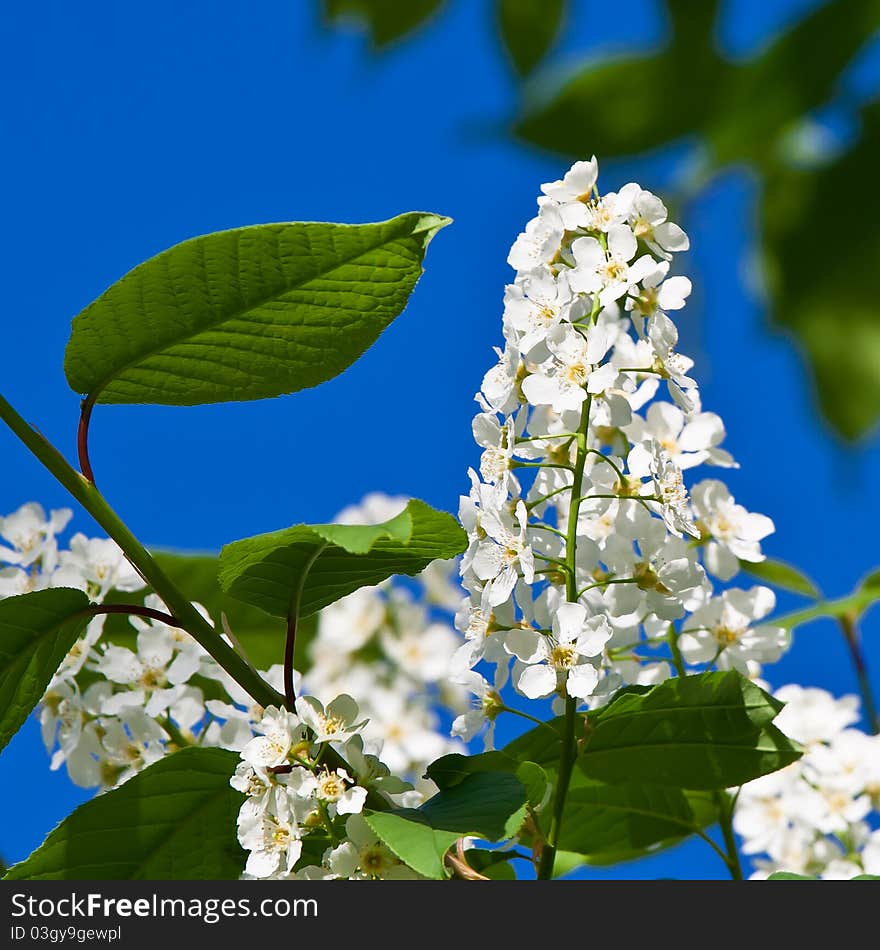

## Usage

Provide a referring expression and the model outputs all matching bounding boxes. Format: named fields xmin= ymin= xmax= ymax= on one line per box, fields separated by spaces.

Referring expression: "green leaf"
xmin=323 ymin=0 xmax=446 ymax=49
xmin=708 ymin=0 xmax=880 ymax=167
xmin=364 ymin=812 xmax=458 ymax=880
xmin=0 ymin=588 xmax=91 ymax=753
xmin=497 ymin=0 xmax=566 ymax=77
xmin=581 ymin=672 xmax=801 ymax=789
xmin=4 ymin=748 xmax=244 ymax=879
xmin=767 ymin=871 xmax=816 ymax=880
xmin=64 ymin=213 xmax=450 ymax=407
xmin=100 ymin=551 xmax=316 ymax=672
xmin=426 ymin=750 xmax=519 ymax=788
xmin=514 ymin=3 xmax=726 ymax=160
xmin=365 ymin=771 xmax=528 ymax=879
xmin=499 ymin=720 xmax=718 ymax=864
xmin=556 ymin=770 xmax=718 ymax=863
xmin=219 ymin=499 xmax=466 ymax=619
xmin=762 ymin=101 xmax=880 ymax=439
xmin=463 ymin=849 xmax=517 ymax=880
xmin=739 ymin=558 xmax=821 ymax=599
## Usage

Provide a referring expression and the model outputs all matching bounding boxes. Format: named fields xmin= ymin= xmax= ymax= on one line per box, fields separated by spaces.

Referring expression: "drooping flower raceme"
xmin=455 ymin=156 xmax=784 ymax=742
xmin=2 ymin=495 xmax=465 ymax=819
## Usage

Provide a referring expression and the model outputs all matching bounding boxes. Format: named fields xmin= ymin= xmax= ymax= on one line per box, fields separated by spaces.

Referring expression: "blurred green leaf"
xmin=514 ymin=0 xmax=727 ymax=159
xmin=497 ymin=0 xmax=566 ymax=77
xmin=739 ymin=558 xmax=821 ymax=599
xmin=323 ymin=0 xmax=446 ymax=49
xmin=709 ymin=0 xmax=880 ymax=166
xmin=762 ymin=100 xmax=880 ymax=439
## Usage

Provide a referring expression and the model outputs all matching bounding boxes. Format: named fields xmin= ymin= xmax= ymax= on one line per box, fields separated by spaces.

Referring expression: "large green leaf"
xmin=4 ymin=748 xmax=244 ymax=880
xmin=64 ymin=213 xmax=449 ymax=406
xmin=497 ymin=0 xmax=566 ymax=77
xmin=100 ymin=550 xmax=316 ymax=672
xmin=323 ymin=0 xmax=446 ymax=49
xmin=556 ymin=770 xmax=717 ymax=863
xmin=581 ymin=672 xmax=801 ymax=789
xmin=432 ymin=745 xmax=716 ymax=866
xmin=219 ymin=499 xmax=466 ymax=619
xmin=365 ymin=770 xmax=527 ymax=879
xmin=0 ymin=588 xmax=90 ymax=753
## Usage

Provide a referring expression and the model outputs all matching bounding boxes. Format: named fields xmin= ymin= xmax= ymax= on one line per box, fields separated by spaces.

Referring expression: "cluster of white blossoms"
xmin=455 ymin=157 xmax=787 ymax=738
xmin=1 ymin=497 xmax=465 ymax=805
xmin=737 ymin=685 xmax=880 ymax=879
xmin=232 ymin=695 xmax=424 ymax=879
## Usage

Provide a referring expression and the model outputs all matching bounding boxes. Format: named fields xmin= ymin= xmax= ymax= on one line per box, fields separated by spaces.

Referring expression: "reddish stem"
xmin=77 ymin=395 xmax=97 ymax=486
xmin=86 ymin=603 xmax=180 ymax=627
xmin=284 ymin=613 xmax=298 ymax=710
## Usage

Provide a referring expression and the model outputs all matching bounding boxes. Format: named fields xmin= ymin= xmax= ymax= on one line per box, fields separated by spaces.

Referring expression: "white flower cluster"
xmin=737 ymin=685 xmax=880 ymax=879
xmin=233 ymin=696 xmax=422 ymax=879
xmin=455 ymin=157 xmax=786 ymax=738
xmin=1 ymin=497 xmax=465 ymax=805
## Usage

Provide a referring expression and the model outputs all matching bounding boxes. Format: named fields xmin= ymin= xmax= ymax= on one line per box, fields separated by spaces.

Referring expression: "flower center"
xmin=550 ymin=645 xmax=577 ymax=670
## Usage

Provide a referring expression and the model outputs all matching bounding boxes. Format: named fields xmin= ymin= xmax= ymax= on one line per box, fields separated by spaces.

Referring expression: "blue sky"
xmin=1 ymin=0 xmax=878 ymax=878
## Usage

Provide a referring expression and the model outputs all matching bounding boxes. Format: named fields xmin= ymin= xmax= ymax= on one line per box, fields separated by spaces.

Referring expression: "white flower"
xmin=503 ymin=269 xmax=578 ymax=355
xmin=679 ymin=587 xmax=788 ymax=672
xmin=507 ymin=202 xmax=564 ymax=273
xmin=0 ymin=502 xmax=71 ymax=570
xmin=625 ymin=260 xmax=692 ymax=320
xmin=238 ymin=796 xmax=303 ymax=879
xmin=691 ymin=480 xmax=774 ymax=580
xmin=480 ymin=344 xmax=522 ymax=415
xmin=625 ymin=403 xmax=735 ymax=471
xmin=451 ymin=670 xmax=503 ymax=748
xmin=295 ymin=694 xmax=366 ymax=745
xmin=327 ymin=814 xmax=421 ymax=879
xmin=521 ymin=325 xmax=612 ymax=413
xmin=623 ymin=184 xmax=689 ymax=259
xmin=54 ymin=534 xmax=144 ymax=600
xmin=772 ymin=686 xmax=860 ymax=746
xmin=540 ymin=157 xmax=599 ymax=229
xmin=507 ymin=602 xmax=612 ymax=700
xmin=627 ymin=441 xmax=698 ymax=539
xmin=472 ymin=413 xmax=516 ymax=486
xmin=242 ymin=706 xmax=302 ymax=769
xmin=647 ymin=312 xmax=699 ymax=413
xmin=569 ymin=224 xmax=656 ymax=307
xmin=470 ymin=499 xmax=535 ymax=607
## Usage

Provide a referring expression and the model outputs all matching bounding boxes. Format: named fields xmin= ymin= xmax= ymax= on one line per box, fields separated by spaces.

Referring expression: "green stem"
xmin=666 ymin=622 xmax=687 ymax=677
xmin=714 ymin=790 xmax=744 ymax=880
xmin=0 ymin=390 xmax=283 ymax=710
xmin=537 ymin=393 xmax=593 ymax=880
xmin=838 ymin=615 xmax=879 ymax=735
xmin=537 ymin=697 xmax=577 ymax=880
xmin=666 ymin=622 xmax=743 ymax=879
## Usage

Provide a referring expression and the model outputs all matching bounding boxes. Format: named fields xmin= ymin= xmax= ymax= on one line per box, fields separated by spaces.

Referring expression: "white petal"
xmin=516 ymin=663 xmax=557 ymax=699
xmin=566 ymin=664 xmax=599 ymax=699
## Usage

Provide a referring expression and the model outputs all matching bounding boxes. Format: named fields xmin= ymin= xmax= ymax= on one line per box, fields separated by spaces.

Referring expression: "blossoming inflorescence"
xmin=736 ymin=686 xmax=880 ymax=879
xmin=455 ymin=156 xmax=785 ymax=738
xmin=1 ymin=497 xmax=465 ymax=850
